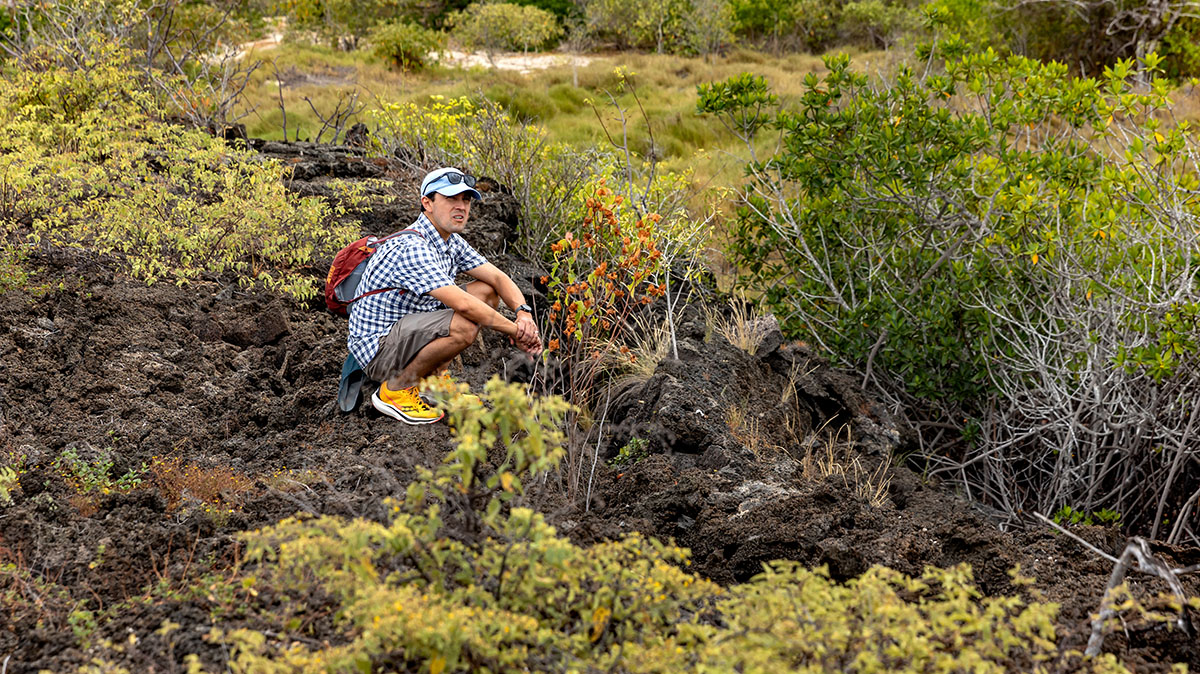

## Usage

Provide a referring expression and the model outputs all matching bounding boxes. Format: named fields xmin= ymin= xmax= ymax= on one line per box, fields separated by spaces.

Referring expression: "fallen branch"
xmin=1084 ymin=537 xmax=1192 ymax=657
xmin=1032 ymin=512 xmax=1119 ymax=564
xmin=1033 ymin=513 xmax=1198 ymax=657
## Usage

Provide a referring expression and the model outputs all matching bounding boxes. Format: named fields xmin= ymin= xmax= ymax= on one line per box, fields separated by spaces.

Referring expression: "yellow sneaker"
xmin=372 ymin=382 xmax=444 ymax=424
xmin=421 ymin=370 xmax=477 ymax=402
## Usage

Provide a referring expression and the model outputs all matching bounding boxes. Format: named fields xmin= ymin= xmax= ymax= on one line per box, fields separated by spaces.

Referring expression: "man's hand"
xmin=513 ymin=312 xmax=542 ymax=355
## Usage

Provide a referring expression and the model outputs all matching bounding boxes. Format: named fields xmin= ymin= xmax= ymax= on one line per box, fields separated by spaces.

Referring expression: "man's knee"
xmin=448 ymin=313 xmax=480 ymax=347
xmin=466 ymin=281 xmax=499 ymax=308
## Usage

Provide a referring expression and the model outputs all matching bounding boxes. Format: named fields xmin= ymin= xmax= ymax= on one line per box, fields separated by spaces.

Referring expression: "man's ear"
xmin=420 ymin=194 xmax=434 ymax=212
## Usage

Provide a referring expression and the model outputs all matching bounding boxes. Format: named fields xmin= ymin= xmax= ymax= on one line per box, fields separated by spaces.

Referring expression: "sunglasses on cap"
xmin=424 ymin=171 xmax=477 ymax=195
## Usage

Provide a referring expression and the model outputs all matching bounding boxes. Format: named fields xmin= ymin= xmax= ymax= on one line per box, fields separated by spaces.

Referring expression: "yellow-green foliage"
xmin=449 ymin=2 xmax=563 ymax=54
xmin=370 ymin=93 xmax=705 ymax=263
xmin=0 ymin=46 xmax=357 ymax=299
xmin=0 ymin=466 xmax=18 ymax=505
xmin=178 ymin=379 xmax=1138 ymax=673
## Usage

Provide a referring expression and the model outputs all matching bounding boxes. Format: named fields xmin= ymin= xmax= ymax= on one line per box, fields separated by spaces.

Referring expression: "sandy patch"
xmin=229 ymin=28 xmax=593 ymax=74
xmin=233 ymin=32 xmax=284 ymax=61
xmin=439 ymin=49 xmax=592 ymax=74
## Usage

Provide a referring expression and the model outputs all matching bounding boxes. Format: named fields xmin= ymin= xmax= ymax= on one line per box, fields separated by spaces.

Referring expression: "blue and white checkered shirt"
xmin=346 ymin=213 xmax=488 ymax=367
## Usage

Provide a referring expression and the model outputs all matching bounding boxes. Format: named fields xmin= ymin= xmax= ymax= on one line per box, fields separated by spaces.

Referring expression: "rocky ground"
xmin=1 ymin=140 xmax=1198 ymax=672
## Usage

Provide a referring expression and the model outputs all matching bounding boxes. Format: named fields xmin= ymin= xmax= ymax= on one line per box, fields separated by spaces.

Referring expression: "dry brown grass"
xmin=150 ymin=456 xmax=254 ymax=513
xmin=726 ymin=402 xmax=782 ymax=458
xmin=615 ymin=312 xmax=673 ymax=382
xmin=801 ymin=425 xmax=892 ymax=507
xmin=705 ymin=298 xmax=775 ymax=355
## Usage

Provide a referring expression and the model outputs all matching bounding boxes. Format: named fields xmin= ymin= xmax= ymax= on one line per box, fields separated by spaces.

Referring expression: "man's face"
xmin=422 ymin=192 xmax=472 ymax=237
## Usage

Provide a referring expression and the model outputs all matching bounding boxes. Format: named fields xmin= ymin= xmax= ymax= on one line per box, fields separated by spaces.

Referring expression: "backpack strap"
xmin=374 ymin=228 xmax=424 ymax=246
xmin=347 ymin=228 xmax=425 ymax=306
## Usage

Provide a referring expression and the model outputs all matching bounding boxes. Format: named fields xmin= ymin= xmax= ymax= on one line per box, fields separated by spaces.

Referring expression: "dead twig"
xmin=1084 ymin=536 xmax=1193 ymax=657
xmin=1033 ymin=511 xmax=1120 ymax=564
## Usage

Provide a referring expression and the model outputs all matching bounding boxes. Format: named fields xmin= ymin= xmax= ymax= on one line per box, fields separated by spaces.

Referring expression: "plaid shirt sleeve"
xmin=449 ymin=235 xmax=488 ymax=272
xmin=383 ymin=239 xmax=456 ymax=296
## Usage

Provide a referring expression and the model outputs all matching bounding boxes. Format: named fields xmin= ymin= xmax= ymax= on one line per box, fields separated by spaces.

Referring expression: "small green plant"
xmin=52 ymin=446 xmax=147 ymax=515
xmin=369 ymin=21 xmax=445 ymax=71
xmin=0 ymin=466 xmax=18 ymax=505
xmin=608 ymin=437 xmax=650 ymax=467
xmin=68 ymin=608 xmax=97 ymax=648
xmin=1053 ymin=505 xmax=1122 ymax=527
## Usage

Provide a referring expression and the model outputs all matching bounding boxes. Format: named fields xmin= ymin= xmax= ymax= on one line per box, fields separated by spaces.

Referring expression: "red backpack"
xmin=325 ymin=229 xmax=424 ymax=316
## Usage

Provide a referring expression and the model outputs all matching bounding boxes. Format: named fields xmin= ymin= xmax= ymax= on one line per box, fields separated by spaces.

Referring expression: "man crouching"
xmin=347 ymin=167 xmax=542 ymax=424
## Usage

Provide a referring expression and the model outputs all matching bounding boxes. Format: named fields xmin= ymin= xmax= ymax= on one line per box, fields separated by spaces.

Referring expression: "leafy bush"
xmin=178 ymin=378 xmax=1140 ymax=673
xmin=0 ymin=467 xmax=18 ymax=506
xmin=513 ymin=0 xmax=578 ymax=20
xmin=0 ymin=48 xmax=357 ymax=299
xmin=273 ymin=0 xmax=412 ymax=49
xmin=1161 ymin=18 xmax=1200 ymax=80
xmin=842 ymin=0 xmax=920 ymax=48
xmin=369 ymin=20 xmax=445 ymax=70
xmin=582 ymin=0 xmax=690 ymax=52
xmin=727 ymin=0 xmax=840 ymax=52
xmin=450 ymin=1 xmax=563 ymax=56
xmin=684 ymin=0 xmax=737 ymax=58
xmin=371 ymin=95 xmax=607 ymax=259
xmin=927 ymin=0 xmax=1200 ymax=78
xmin=700 ymin=45 xmax=1200 ymax=539
xmin=3 ymin=0 xmax=263 ymax=130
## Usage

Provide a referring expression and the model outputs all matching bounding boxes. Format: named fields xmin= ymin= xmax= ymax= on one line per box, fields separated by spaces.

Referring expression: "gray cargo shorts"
xmin=363 ymin=308 xmax=454 ymax=383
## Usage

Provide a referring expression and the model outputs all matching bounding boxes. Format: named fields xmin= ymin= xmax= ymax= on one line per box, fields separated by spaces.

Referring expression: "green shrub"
xmin=921 ymin=0 xmax=1002 ymax=51
xmin=273 ymin=0 xmax=410 ymax=49
xmin=370 ymin=95 xmax=609 ymax=259
xmin=369 ymin=21 xmax=445 ymax=70
xmin=700 ymin=45 xmax=1200 ymax=537
xmin=728 ymin=0 xmax=840 ymax=52
xmin=582 ymin=0 xmax=690 ymax=52
xmin=929 ymin=0 xmax=1196 ymax=77
xmin=180 ymin=377 xmax=1139 ymax=673
xmin=841 ymin=0 xmax=919 ymax=48
xmin=728 ymin=0 xmax=798 ymax=49
xmin=683 ymin=0 xmax=737 ymax=58
xmin=3 ymin=0 xmax=263 ymax=130
xmin=1161 ymin=18 xmax=1200 ymax=80
xmin=513 ymin=0 xmax=578 ymax=20
xmin=0 ymin=49 xmax=357 ymax=299
xmin=450 ymin=1 xmax=563 ymax=56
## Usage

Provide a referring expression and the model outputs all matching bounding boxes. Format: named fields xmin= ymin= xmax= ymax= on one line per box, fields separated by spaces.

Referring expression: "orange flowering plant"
xmin=537 ymin=179 xmax=677 ymax=503
xmin=544 ymin=181 xmax=669 ymax=369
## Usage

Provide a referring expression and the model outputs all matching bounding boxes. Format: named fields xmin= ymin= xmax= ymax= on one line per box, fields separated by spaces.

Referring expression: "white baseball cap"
xmin=419 ymin=167 xmax=482 ymax=201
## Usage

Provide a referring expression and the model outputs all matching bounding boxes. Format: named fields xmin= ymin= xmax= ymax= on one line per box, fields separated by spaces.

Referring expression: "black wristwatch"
xmin=516 ymin=303 xmax=533 ymax=315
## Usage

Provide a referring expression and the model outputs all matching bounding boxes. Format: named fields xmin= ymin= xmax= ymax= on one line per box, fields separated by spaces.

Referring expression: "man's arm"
xmin=428 ymin=284 xmax=516 ymax=335
xmin=464 ymin=263 xmax=540 ymax=350
xmin=428 ymin=282 xmax=541 ymax=355
xmin=464 ymin=262 xmax=527 ymax=310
